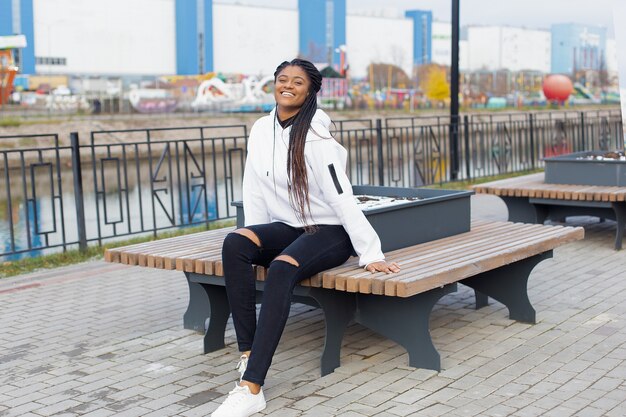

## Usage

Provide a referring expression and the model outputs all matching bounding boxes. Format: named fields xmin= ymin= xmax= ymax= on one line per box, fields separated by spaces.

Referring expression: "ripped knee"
xmin=233 ymin=228 xmax=261 ymax=247
xmin=273 ymin=254 xmax=299 ymax=267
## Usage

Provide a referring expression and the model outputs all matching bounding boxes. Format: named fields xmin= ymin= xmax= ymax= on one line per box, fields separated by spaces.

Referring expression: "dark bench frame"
xmin=502 ymin=196 xmax=626 ymax=249
xmin=182 ymin=251 xmax=551 ymax=376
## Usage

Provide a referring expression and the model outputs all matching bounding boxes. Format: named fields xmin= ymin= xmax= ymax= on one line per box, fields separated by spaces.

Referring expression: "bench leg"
xmin=611 ymin=203 xmax=625 ymax=250
xmin=502 ymin=197 xmax=548 ymax=224
xmin=461 ymin=252 xmax=552 ymax=324
xmin=185 ymin=272 xmax=233 ymax=353
xmin=305 ymin=288 xmax=357 ymax=376
xmin=355 ymin=284 xmax=457 ymax=371
xmin=183 ymin=277 xmax=212 ymax=332
xmin=475 ymin=290 xmax=489 ymax=309
xmin=200 ymin=283 xmax=231 ymax=353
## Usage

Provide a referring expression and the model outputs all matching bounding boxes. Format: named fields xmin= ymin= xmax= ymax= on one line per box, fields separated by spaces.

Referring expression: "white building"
xmin=28 ymin=0 xmax=414 ymax=79
xmin=431 ymin=21 xmax=451 ymax=66
xmin=346 ymin=14 xmax=413 ymax=78
xmin=467 ymin=26 xmax=551 ymax=73
xmin=431 ymin=21 xmax=469 ymax=71
xmin=33 ymin=0 xmax=176 ymax=76
xmin=212 ymin=4 xmax=298 ymax=75
xmin=606 ymin=38 xmax=618 ymax=74
xmin=15 ymin=1 xmax=616 ymax=83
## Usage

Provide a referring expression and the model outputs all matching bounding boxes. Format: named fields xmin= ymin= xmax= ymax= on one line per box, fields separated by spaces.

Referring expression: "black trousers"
xmin=221 ymin=222 xmax=354 ymax=386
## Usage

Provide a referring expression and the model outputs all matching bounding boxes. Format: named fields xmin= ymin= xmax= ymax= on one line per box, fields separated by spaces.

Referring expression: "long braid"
xmin=273 ymin=59 xmax=323 ymax=230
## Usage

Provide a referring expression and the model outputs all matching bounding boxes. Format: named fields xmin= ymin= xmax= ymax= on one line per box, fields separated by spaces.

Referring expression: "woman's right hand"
xmin=365 ymin=260 xmax=401 ymax=274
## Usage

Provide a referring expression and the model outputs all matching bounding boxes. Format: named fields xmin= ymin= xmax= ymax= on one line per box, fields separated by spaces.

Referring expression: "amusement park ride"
xmin=191 ymin=75 xmax=275 ymax=112
xmin=0 ymin=35 xmax=26 ymax=108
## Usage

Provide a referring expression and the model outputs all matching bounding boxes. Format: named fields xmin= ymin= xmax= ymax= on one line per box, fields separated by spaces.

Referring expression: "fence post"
xmin=528 ymin=113 xmax=535 ymax=169
xmin=463 ymin=115 xmax=471 ymax=179
xmin=70 ymin=132 xmax=88 ymax=252
xmin=449 ymin=116 xmax=460 ymax=180
xmin=376 ymin=119 xmax=385 ymax=186
xmin=580 ymin=111 xmax=586 ymax=151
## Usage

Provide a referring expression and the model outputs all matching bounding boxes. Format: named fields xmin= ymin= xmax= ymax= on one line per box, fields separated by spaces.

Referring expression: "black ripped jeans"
xmin=221 ymin=222 xmax=354 ymax=386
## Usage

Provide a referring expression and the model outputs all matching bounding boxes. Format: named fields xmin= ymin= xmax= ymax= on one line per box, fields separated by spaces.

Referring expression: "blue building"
xmin=0 ymin=0 xmax=35 ymax=74
xmin=0 ymin=0 xmax=433 ymax=78
xmin=298 ymin=0 xmax=346 ymax=68
xmin=551 ymin=23 xmax=607 ymax=75
xmin=175 ymin=0 xmax=214 ymax=75
xmin=0 ymin=0 xmax=217 ymax=76
xmin=405 ymin=10 xmax=432 ymax=66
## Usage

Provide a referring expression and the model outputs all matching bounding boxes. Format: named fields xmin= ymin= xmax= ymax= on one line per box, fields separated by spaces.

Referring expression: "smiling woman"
xmin=211 ymin=58 xmax=400 ymax=417
xmin=274 ymin=65 xmax=310 ymax=117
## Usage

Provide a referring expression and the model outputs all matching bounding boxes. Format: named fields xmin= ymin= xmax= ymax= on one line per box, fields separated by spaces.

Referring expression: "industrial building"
xmin=0 ymin=0 xmax=617 ymax=84
xmin=551 ymin=23 xmax=608 ymax=74
xmin=0 ymin=0 xmax=423 ymax=80
xmin=466 ymin=26 xmax=551 ymax=73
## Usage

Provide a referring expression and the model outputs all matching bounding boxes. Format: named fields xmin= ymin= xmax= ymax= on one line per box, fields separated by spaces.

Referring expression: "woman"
xmin=213 ymin=58 xmax=400 ymax=417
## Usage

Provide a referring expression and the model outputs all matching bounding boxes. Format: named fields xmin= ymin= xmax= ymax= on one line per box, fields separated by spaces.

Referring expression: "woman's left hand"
xmin=365 ymin=261 xmax=401 ymax=274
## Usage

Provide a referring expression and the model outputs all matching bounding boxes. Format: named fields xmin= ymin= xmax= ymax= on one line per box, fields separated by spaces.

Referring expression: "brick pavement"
xmin=1 ymin=194 xmax=625 ymax=416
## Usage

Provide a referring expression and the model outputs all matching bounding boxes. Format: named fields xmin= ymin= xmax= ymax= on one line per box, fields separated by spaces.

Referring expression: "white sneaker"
xmin=235 ymin=354 xmax=248 ymax=382
xmin=211 ymin=383 xmax=266 ymax=417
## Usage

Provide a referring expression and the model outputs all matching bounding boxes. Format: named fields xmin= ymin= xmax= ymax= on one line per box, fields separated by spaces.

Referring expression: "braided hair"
xmin=273 ymin=58 xmax=323 ymax=230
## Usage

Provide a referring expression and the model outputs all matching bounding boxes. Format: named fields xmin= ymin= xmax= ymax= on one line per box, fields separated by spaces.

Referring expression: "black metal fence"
xmin=1 ymin=109 xmax=623 ymax=259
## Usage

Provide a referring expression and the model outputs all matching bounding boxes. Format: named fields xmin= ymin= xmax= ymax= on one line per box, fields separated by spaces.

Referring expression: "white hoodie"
xmin=242 ymin=108 xmax=385 ymax=267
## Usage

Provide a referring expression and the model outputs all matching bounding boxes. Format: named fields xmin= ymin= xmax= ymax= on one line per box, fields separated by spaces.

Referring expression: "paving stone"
xmin=2 ymin=202 xmax=626 ymax=417
xmin=483 ymin=403 xmax=518 ymax=417
xmin=32 ymin=399 xmax=82 ymax=416
xmin=79 ymin=409 xmax=117 ymax=417
xmin=513 ymin=404 xmax=551 ymax=417
xmin=357 ymin=389 xmax=398 ymax=408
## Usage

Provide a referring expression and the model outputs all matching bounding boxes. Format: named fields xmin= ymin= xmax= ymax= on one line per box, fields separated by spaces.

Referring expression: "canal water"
xmin=0 ymin=172 xmax=227 ymax=261
xmin=1 ymin=140 xmax=447 ymax=260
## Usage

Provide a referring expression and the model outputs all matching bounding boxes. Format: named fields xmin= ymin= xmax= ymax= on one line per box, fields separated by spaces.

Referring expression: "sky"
xmin=217 ymin=0 xmax=617 ymax=35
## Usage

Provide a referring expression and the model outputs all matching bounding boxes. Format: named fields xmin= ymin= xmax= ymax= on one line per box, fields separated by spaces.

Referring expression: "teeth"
xmin=281 ymin=92 xmax=294 ymax=97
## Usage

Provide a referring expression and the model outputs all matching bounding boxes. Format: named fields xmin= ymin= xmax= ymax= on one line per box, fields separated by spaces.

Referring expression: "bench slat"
xmin=473 ymin=173 xmax=626 ymax=202
xmin=336 ymin=221 xmax=534 ymax=294
xmin=342 ymin=223 xmax=562 ymax=295
xmin=395 ymin=226 xmax=583 ymax=297
xmin=104 ymin=227 xmax=232 ymax=264
xmin=147 ymin=231 xmax=231 ymax=269
xmin=384 ymin=225 xmax=579 ymax=294
xmin=353 ymin=223 xmax=551 ymax=295
xmin=321 ymin=220 xmax=500 ymax=290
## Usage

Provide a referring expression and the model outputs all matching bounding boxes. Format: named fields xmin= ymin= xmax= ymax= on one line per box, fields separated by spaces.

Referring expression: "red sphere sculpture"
xmin=542 ymin=74 xmax=573 ymax=101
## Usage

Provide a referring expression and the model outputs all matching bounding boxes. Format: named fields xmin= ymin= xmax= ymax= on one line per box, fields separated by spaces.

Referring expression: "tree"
xmin=367 ymin=63 xmax=410 ymax=91
xmin=424 ymin=67 xmax=450 ymax=101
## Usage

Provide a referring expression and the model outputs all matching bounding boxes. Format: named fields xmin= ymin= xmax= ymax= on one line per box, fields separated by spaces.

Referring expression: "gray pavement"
xmin=1 ymin=194 xmax=625 ymax=417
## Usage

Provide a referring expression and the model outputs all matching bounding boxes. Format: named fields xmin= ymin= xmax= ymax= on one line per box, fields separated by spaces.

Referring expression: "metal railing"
xmin=1 ymin=109 xmax=623 ymax=259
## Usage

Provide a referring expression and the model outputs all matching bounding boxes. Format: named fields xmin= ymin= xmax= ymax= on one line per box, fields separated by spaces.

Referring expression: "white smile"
xmin=281 ymin=92 xmax=295 ymax=97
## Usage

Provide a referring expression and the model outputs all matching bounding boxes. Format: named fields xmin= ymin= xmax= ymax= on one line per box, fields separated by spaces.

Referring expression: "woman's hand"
xmin=365 ymin=260 xmax=401 ymax=274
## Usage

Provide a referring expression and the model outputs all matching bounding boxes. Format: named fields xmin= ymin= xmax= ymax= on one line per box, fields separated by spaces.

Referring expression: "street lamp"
xmin=450 ymin=0 xmax=460 ymax=180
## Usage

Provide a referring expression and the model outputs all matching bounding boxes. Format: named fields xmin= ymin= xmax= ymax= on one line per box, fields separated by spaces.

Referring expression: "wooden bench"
xmin=104 ymin=220 xmax=583 ymax=375
xmin=473 ymin=172 xmax=626 ymax=249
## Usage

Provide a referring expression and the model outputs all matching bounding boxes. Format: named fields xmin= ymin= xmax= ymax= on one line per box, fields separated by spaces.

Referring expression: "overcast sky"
xmin=218 ymin=0 xmax=616 ymax=35
xmin=613 ymin=1 xmax=626 ymax=90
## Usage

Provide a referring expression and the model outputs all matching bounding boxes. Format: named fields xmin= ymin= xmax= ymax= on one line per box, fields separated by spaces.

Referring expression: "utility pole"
xmin=450 ymin=0 xmax=460 ymax=180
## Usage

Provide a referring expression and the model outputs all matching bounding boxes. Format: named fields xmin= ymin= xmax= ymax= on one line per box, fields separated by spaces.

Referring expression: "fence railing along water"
xmin=1 ymin=109 xmax=623 ymax=259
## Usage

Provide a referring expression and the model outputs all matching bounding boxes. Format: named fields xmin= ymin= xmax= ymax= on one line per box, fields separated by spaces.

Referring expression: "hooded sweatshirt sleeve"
xmin=242 ymin=123 xmax=270 ymax=226
xmin=306 ymin=130 xmax=385 ymax=267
